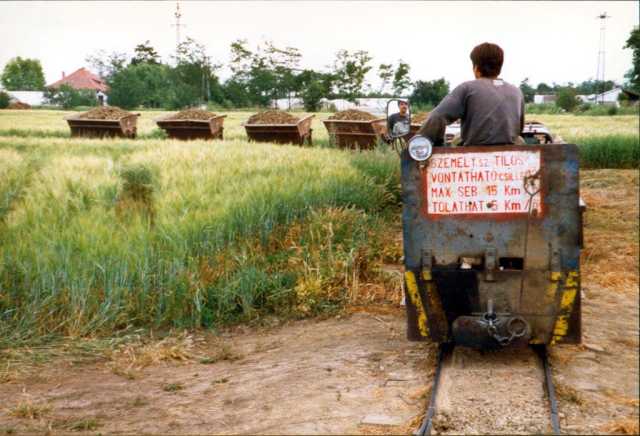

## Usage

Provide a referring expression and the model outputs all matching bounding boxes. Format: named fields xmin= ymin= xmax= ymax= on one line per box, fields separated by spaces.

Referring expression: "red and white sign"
xmin=425 ymin=150 xmax=542 ymax=215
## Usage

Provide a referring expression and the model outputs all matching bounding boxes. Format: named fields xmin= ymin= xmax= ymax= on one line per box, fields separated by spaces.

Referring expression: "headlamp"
xmin=408 ymin=135 xmax=433 ymax=162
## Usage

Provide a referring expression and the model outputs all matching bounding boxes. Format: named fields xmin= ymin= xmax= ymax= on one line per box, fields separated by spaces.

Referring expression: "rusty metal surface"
xmin=156 ymin=115 xmax=226 ymax=140
xmin=65 ymin=114 xmax=140 ymax=139
xmin=323 ymin=118 xmax=386 ymax=149
xmin=244 ymin=115 xmax=314 ymax=145
xmin=402 ymin=144 xmax=582 ymax=346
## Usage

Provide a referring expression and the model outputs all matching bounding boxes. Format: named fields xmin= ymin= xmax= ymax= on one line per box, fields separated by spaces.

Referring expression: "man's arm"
xmin=417 ymin=84 xmax=466 ymax=146
xmin=519 ymin=96 xmax=525 ymax=133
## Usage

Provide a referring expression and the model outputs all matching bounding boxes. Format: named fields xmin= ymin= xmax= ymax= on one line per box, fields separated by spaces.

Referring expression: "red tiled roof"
xmin=47 ymin=68 xmax=108 ymax=92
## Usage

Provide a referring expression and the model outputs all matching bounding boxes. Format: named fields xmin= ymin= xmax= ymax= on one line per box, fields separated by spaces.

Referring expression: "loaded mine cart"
xmin=323 ymin=110 xmax=387 ymax=150
xmin=243 ymin=110 xmax=314 ymax=145
xmin=65 ymin=106 xmax=140 ymax=139
xmin=156 ymin=109 xmax=226 ymax=140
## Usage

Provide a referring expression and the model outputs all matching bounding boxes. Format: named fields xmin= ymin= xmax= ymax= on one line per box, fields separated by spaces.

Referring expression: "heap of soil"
xmin=166 ymin=109 xmax=216 ymax=121
xmin=78 ymin=106 xmax=133 ymax=120
xmin=411 ymin=112 xmax=429 ymax=125
xmin=328 ymin=109 xmax=376 ymax=121
xmin=247 ymin=110 xmax=299 ymax=125
xmin=8 ymin=101 xmax=31 ymax=109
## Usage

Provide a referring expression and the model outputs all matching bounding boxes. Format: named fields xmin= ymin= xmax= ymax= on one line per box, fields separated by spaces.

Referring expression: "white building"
xmin=591 ymin=88 xmax=623 ymax=106
xmin=4 ymin=90 xmax=46 ymax=106
xmin=272 ymin=97 xmax=395 ymax=116
xmin=533 ymin=94 xmax=557 ymax=104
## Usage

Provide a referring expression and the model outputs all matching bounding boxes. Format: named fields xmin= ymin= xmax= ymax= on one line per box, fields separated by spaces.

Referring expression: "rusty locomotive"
xmin=388 ymin=100 xmax=583 ymax=349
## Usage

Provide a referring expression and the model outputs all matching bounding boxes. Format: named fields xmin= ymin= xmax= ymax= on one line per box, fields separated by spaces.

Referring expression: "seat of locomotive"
xmin=522 ymin=120 xmax=554 ymax=144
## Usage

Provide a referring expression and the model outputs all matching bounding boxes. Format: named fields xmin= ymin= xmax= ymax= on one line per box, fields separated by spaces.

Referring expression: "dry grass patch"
xmin=601 ymin=418 xmax=640 ymax=435
xmin=581 ymin=170 xmax=639 ymax=292
xmin=555 ymin=382 xmax=585 ymax=406
xmin=68 ymin=418 xmax=101 ymax=431
xmin=8 ymin=399 xmax=51 ymax=419
xmin=162 ymin=382 xmax=184 ymax=392
xmin=108 ymin=332 xmax=202 ymax=378
xmin=198 ymin=341 xmax=244 ymax=364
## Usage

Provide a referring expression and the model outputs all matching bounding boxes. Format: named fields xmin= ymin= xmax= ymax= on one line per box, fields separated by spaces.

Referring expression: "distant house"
xmin=3 ymin=90 xmax=45 ymax=106
xmin=590 ymin=87 xmax=639 ymax=107
xmin=46 ymin=68 xmax=109 ymax=105
xmin=271 ymin=97 xmax=391 ymax=115
xmin=533 ymin=94 xmax=557 ymax=104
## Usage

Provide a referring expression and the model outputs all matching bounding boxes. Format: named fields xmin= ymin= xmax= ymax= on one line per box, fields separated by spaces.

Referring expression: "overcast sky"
xmin=1 ymin=1 xmax=638 ymax=91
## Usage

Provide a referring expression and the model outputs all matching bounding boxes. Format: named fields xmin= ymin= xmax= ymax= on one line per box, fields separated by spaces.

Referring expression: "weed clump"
xmin=115 ymin=163 xmax=157 ymax=225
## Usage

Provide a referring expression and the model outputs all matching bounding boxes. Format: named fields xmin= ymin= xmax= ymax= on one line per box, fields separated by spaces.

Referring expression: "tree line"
xmin=1 ymin=26 xmax=638 ymax=111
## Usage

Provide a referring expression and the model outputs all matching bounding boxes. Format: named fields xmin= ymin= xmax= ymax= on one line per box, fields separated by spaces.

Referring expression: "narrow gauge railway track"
xmin=415 ymin=345 xmax=561 ymax=435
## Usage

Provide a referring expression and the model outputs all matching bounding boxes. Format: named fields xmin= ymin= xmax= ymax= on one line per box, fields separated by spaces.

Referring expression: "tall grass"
xmin=571 ymin=134 xmax=640 ymax=169
xmin=0 ymin=139 xmax=401 ymax=345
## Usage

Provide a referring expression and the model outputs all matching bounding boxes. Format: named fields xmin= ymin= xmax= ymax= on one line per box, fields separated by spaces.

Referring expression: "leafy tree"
xmin=392 ymin=60 xmax=411 ymax=96
xmin=410 ymin=78 xmax=449 ymax=107
xmin=301 ymin=78 xmax=325 ymax=111
xmin=85 ymin=50 xmax=128 ymax=81
xmin=131 ymin=41 xmax=161 ymax=65
xmin=1 ymin=57 xmax=46 ymax=90
xmin=536 ymin=82 xmax=553 ymax=94
xmin=227 ymin=39 xmax=302 ymax=107
xmin=556 ymin=87 xmax=579 ymax=112
xmin=44 ymin=84 xmax=96 ymax=109
xmin=377 ymin=63 xmax=393 ymax=94
xmin=265 ymin=41 xmax=302 ymax=102
xmin=108 ymin=63 xmax=172 ymax=109
xmin=575 ymin=79 xmax=616 ymax=95
xmin=519 ymin=78 xmax=535 ymax=103
xmin=331 ymin=49 xmax=373 ymax=102
xmin=297 ymin=70 xmax=333 ymax=111
xmin=222 ymin=78 xmax=251 ymax=108
xmin=106 ymin=67 xmax=145 ymax=109
xmin=623 ymin=26 xmax=640 ymax=92
xmin=170 ymin=37 xmax=222 ymax=107
xmin=0 ymin=91 xmax=10 ymax=109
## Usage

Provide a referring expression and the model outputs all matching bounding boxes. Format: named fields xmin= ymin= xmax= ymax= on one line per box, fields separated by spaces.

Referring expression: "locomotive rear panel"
xmin=401 ymin=144 xmax=581 ymax=346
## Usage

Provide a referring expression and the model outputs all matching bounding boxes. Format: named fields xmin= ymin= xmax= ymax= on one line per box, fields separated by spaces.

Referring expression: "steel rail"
xmin=414 ymin=344 xmax=562 ymax=436
xmin=536 ymin=345 xmax=561 ymax=435
xmin=414 ymin=344 xmax=451 ymax=436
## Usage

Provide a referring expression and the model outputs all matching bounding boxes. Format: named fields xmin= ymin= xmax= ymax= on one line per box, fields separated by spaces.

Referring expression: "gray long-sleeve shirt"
xmin=417 ymin=78 xmax=525 ymax=146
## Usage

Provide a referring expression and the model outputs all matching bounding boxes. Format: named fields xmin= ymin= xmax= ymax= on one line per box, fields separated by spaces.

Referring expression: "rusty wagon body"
xmin=65 ymin=113 xmax=140 ymax=139
xmin=401 ymin=143 xmax=582 ymax=348
xmin=156 ymin=115 xmax=226 ymax=140
xmin=323 ymin=118 xmax=387 ymax=149
xmin=244 ymin=115 xmax=314 ymax=145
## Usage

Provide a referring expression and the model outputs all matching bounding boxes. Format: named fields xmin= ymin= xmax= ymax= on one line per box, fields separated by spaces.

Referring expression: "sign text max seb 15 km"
xmin=424 ymin=150 xmax=542 ymax=215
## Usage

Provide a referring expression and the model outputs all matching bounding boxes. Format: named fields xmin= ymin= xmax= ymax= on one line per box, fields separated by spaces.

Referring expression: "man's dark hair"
xmin=470 ymin=43 xmax=504 ymax=77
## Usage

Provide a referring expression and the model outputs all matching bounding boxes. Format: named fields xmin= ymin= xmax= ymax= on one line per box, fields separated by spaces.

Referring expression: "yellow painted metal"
xmin=551 ymin=270 xmax=579 ymax=344
xmin=405 ymin=271 xmax=429 ymax=337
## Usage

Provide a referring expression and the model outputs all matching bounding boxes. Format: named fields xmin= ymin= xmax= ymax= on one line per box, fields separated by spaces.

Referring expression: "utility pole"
xmin=172 ymin=0 xmax=186 ymax=59
xmin=595 ymin=12 xmax=611 ymax=104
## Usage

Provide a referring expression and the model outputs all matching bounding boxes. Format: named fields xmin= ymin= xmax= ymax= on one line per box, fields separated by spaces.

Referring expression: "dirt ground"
xmin=0 ymin=169 xmax=638 ymax=435
xmin=0 ymin=309 xmax=434 ymax=435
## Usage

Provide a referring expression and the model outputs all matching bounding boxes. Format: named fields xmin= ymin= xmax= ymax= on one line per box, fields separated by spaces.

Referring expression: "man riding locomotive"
xmin=417 ymin=42 xmax=526 ymax=147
